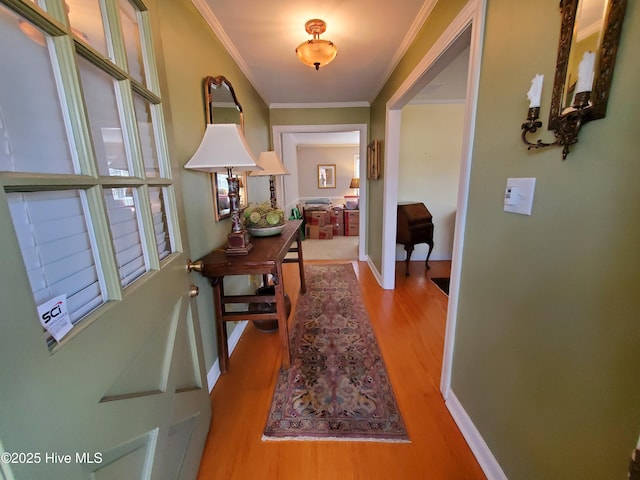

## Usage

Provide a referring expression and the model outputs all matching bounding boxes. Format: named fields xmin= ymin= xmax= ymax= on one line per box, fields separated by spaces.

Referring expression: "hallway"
xmin=197 ymin=260 xmax=485 ymax=479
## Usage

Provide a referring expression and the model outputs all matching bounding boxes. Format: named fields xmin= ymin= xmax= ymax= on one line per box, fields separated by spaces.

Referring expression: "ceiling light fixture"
xmin=295 ymin=19 xmax=337 ymax=71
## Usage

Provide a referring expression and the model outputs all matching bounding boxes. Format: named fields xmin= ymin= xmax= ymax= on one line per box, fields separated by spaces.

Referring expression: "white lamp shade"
xmin=184 ymin=124 xmax=260 ymax=173
xmin=249 ymin=151 xmax=290 ymax=176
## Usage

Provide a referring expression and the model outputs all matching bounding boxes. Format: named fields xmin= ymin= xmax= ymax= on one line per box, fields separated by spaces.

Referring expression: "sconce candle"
xmin=527 ymin=74 xmax=544 ymax=108
xmin=576 ymin=51 xmax=596 ymax=93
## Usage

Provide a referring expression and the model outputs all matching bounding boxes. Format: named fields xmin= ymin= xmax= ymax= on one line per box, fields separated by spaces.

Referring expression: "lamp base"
xmin=225 ymin=230 xmax=253 ymax=255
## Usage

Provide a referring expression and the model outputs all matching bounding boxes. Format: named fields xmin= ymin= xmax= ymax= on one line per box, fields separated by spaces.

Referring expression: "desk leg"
xmin=295 ymin=231 xmax=307 ymax=294
xmin=403 ymin=244 xmax=414 ymax=276
xmin=274 ymin=263 xmax=291 ymax=369
xmin=212 ymin=277 xmax=229 ymax=374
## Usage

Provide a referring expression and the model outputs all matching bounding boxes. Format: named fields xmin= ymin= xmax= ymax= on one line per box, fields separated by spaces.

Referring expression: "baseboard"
xmin=445 ymin=390 xmax=508 ymax=480
xmin=206 ymin=321 xmax=248 ymax=393
xmin=366 ymin=256 xmax=385 ymax=288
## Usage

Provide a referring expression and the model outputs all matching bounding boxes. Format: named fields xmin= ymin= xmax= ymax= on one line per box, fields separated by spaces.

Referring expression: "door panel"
xmin=0 ymin=182 xmax=210 ymax=479
xmin=0 ymin=1 xmax=210 ymax=477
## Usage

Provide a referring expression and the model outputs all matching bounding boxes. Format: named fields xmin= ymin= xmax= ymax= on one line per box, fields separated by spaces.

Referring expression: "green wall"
xmin=399 ymin=104 xmax=464 ymax=261
xmin=369 ymin=0 xmax=469 ymax=270
xmin=449 ymin=1 xmax=640 ymax=478
xmin=367 ymin=0 xmax=640 ymax=477
xmin=153 ymin=0 xmax=270 ymax=372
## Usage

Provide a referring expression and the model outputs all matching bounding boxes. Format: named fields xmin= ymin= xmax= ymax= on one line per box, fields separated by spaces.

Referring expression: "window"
xmin=0 ymin=0 xmax=180 ymax=346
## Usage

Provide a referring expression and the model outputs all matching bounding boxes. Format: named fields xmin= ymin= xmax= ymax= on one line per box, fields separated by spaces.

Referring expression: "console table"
xmin=195 ymin=220 xmax=306 ymax=373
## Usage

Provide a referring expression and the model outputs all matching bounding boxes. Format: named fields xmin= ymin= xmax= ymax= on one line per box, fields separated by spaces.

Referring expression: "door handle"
xmin=188 ymin=284 xmax=199 ymax=298
xmin=186 ymin=259 xmax=204 ymax=272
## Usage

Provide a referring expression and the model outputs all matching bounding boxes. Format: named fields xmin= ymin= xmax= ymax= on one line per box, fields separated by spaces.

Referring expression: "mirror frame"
xmin=549 ymin=0 xmax=627 ymax=130
xmin=203 ymin=75 xmax=248 ymax=221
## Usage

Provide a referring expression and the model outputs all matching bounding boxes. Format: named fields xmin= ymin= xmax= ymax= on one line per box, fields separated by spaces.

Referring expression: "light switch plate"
xmin=504 ymin=177 xmax=536 ymax=215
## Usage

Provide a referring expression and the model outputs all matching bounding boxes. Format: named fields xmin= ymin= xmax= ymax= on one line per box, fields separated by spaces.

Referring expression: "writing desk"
xmin=197 ymin=220 xmax=306 ymax=373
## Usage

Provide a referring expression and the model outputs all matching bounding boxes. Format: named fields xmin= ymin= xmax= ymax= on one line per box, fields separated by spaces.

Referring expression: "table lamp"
xmin=249 ymin=151 xmax=290 ymax=208
xmin=184 ymin=123 xmax=261 ymax=255
xmin=349 ymin=177 xmax=360 ymax=195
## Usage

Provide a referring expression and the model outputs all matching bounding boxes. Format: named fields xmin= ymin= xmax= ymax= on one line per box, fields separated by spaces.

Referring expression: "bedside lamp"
xmin=249 ymin=151 xmax=290 ymax=208
xmin=184 ymin=123 xmax=261 ymax=255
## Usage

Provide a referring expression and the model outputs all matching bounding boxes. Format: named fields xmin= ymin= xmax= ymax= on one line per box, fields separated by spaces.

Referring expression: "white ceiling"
xmin=190 ymin=0 xmax=466 ymax=108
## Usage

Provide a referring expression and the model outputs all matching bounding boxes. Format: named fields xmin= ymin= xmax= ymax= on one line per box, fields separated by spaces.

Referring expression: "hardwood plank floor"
xmin=197 ymin=260 xmax=486 ymax=480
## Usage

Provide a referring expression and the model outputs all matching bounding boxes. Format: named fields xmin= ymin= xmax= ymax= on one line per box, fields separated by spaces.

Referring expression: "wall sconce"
xmin=295 ymin=19 xmax=338 ymax=71
xmin=521 ymin=56 xmax=594 ymax=160
xmin=249 ymin=151 xmax=290 ymax=208
xmin=184 ymin=124 xmax=261 ymax=255
xmin=520 ymin=0 xmax=628 ymax=160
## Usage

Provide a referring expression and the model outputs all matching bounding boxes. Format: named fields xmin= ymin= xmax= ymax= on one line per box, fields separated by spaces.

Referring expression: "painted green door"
xmin=0 ymin=187 xmax=211 ymax=480
xmin=0 ymin=1 xmax=210 ymax=479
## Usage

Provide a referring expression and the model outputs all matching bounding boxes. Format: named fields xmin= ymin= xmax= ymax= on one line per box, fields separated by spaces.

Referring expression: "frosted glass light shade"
xmin=296 ymin=39 xmax=337 ymax=70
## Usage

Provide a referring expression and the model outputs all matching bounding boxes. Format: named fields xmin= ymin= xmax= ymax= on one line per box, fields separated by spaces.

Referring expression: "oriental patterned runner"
xmin=263 ymin=263 xmax=409 ymax=442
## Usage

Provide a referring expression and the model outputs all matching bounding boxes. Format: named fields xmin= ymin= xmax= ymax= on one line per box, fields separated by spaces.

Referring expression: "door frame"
xmin=381 ymin=0 xmax=486 ymax=397
xmin=272 ymin=124 xmax=368 ymax=262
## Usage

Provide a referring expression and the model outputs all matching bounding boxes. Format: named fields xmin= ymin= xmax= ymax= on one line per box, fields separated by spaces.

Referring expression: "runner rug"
xmin=263 ymin=263 xmax=409 ymax=442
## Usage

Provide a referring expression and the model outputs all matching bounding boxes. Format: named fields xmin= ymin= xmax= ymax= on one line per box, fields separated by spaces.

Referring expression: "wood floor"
xmin=197 ymin=260 xmax=487 ymax=480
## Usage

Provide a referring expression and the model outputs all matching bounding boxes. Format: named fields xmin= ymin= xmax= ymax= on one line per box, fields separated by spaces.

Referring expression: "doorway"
xmin=272 ymin=124 xmax=368 ymax=262
xmin=382 ymin=0 xmax=484 ymax=397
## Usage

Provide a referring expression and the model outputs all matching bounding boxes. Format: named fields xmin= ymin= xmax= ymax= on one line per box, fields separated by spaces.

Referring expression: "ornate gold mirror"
xmin=521 ymin=0 xmax=627 ymax=158
xmin=205 ymin=76 xmax=248 ymax=220
xmin=205 ymin=75 xmax=244 ymax=130
xmin=548 ymin=0 xmax=627 ymax=130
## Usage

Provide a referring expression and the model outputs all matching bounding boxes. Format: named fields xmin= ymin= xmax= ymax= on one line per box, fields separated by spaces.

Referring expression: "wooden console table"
xmin=196 ymin=220 xmax=306 ymax=373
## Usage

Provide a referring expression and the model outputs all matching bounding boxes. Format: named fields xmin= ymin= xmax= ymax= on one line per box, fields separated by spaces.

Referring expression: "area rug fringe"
xmin=262 ymin=435 xmax=410 ymax=443
xmin=262 ymin=263 xmax=409 ymax=443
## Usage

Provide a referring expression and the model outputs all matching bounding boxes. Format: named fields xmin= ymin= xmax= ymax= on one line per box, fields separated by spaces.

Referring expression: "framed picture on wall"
xmin=318 ymin=164 xmax=336 ymax=189
xmin=367 ymin=140 xmax=380 ymax=180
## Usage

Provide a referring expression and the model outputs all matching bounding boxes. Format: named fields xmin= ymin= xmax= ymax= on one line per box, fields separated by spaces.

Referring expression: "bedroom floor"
xmin=295 ymin=235 xmax=359 ymax=261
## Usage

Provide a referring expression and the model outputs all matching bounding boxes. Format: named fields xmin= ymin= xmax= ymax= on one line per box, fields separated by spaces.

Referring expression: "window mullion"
xmin=0 ymin=172 xmax=98 ymax=191
xmin=100 ymin=0 xmax=128 ymax=71
xmin=151 ymin=104 xmax=171 ymax=179
xmin=3 ymin=0 xmax=66 ymax=35
xmin=138 ymin=10 xmax=159 ymax=95
xmin=115 ymin=80 xmax=145 ymax=178
xmin=135 ymin=185 xmax=160 ymax=270
xmin=83 ymin=185 xmax=122 ymax=301
xmin=161 ymin=185 xmax=182 ymax=253
xmin=49 ymin=34 xmax=98 ymax=177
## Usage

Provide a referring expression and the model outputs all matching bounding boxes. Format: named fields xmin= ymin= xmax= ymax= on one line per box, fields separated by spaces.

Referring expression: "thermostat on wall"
xmin=504 ymin=177 xmax=536 ymax=215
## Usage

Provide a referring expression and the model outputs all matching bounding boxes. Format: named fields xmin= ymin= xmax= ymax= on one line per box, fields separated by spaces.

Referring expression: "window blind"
xmin=103 ymin=188 xmax=148 ymax=287
xmin=7 ymin=190 xmax=105 ymax=324
xmin=149 ymin=186 xmax=171 ymax=260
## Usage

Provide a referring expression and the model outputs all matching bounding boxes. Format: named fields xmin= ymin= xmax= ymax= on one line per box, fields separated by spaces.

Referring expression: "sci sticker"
xmin=37 ymin=294 xmax=72 ymax=342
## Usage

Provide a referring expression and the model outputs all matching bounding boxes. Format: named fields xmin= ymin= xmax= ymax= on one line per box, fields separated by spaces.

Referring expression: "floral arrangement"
xmin=243 ymin=201 xmax=285 ymax=228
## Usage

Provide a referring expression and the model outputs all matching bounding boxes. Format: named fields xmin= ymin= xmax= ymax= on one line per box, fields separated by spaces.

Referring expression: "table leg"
xmin=295 ymin=231 xmax=307 ymax=294
xmin=212 ymin=277 xmax=229 ymax=373
xmin=274 ymin=262 xmax=291 ymax=369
